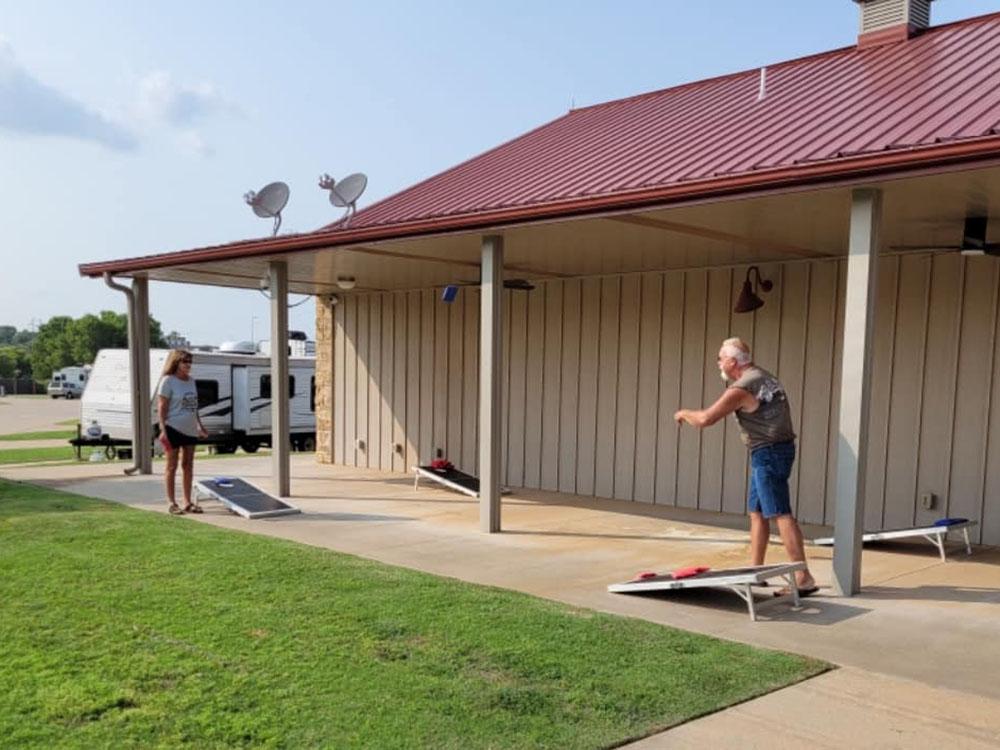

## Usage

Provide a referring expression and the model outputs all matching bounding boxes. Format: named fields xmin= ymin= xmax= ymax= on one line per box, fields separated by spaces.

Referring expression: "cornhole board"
xmin=813 ymin=520 xmax=976 ymax=562
xmin=195 ymin=477 xmax=300 ymax=519
xmin=412 ymin=465 xmax=511 ymax=498
xmin=608 ymin=563 xmax=806 ymax=622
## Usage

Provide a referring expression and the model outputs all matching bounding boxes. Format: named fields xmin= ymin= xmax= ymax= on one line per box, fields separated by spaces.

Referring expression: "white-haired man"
xmin=674 ymin=337 xmax=817 ymax=596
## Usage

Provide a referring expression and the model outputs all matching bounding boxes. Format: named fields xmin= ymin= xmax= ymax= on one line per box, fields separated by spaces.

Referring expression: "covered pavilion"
xmin=80 ymin=4 xmax=1000 ymax=595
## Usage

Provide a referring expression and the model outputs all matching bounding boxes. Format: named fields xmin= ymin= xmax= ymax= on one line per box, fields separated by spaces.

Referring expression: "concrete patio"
xmin=5 ymin=454 xmax=1000 ymax=747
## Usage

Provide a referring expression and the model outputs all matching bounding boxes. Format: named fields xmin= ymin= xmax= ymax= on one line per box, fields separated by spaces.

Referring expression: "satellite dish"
xmin=319 ymin=172 xmax=368 ymax=225
xmin=244 ymin=181 xmax=290 ymax=236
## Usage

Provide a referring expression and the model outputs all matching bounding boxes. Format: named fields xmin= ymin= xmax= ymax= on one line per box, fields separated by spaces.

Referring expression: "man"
xmin=674 ymin=337 xmax=818 ymax=596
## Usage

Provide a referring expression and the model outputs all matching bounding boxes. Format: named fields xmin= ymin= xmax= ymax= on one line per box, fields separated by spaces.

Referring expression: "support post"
xmin=132 ymin=277 xmax=153 ymax=474
xmin=270 ymin=261 xmax=291 ymax=497
xmin=832 ymin=188 xmax=881 ymax=596
xmin=479 ymin=235 xmax=504 ymax=532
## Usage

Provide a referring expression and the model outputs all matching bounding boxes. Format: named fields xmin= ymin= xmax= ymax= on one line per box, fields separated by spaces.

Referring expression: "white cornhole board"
xmin=813 ymin=520 xmax=976 ymax=562
xmin=412 ymin=465 xmax=511 ymax=498
xmin=608 ymin=562 xmax=806 ymax=622
xmin=195 ymin=477 xmax=300 ymax=519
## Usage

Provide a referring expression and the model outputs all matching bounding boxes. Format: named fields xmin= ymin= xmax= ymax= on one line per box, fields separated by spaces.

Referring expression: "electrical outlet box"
xmin=435 ymin=448 xmax=443 ymax=459
xmin=394 ymin=443 xmax=403 ymax=455
xmin=356 ymin=438 xmax=365 ymax=451
xmin=920 ymin=492 xmax=936 ymax=510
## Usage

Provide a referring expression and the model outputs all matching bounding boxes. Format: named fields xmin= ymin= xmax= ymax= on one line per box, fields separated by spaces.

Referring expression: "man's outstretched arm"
xmin=674 ymin=388 xmax=752 ymax=428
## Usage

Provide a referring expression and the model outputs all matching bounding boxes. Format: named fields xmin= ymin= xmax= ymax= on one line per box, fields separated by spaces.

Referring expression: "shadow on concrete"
xmin=302 ymin=476 xmax=417 ymax=487
xmin=504 ymin=528 xmax=750 ymax=544
xmin=858 ymin=541 xmax=977 ymax=559
xmin=276 ymin=511 xmax=416 ymax=523
xmin=756 ymin=597 xmax=872 ymax=624
xmin=615 ymin=588 xmax=871 ymax=625
xmin=860 ymin=585 xmax=1000 ymax=604
xmin=293 ymin=492 xmax=476 ymax=506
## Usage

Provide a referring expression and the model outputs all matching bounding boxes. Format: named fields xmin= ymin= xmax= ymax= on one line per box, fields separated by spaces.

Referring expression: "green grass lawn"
xmin=0 ymin=445 xmax=78 ymax=464
xmin=0 ymin=445 xmax=272 ymax=466
xmin=0 ymin=480 xmax=827 ymax=749
xmin=0 ymin=429 xmax=77 ymax=441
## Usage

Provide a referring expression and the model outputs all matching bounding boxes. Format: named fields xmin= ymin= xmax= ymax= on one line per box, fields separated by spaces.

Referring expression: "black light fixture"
xmin=734 ymin=266 xmax=773 ymax=313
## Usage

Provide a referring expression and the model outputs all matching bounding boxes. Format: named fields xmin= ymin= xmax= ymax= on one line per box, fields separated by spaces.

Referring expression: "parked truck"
xmin=80 ymin=349 xmax=316 ymax=454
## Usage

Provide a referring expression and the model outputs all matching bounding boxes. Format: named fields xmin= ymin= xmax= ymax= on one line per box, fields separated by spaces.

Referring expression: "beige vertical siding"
xmin=329 ymin=256 xmax=1000 ymax=545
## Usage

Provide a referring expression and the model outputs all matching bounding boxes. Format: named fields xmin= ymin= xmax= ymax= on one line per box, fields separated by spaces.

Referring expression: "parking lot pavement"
xmin=0 ymin=395 xmax=79 ymax=435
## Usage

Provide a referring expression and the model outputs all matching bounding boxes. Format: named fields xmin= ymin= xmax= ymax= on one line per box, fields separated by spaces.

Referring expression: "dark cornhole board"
xmin=195 ymin=477 xmax=301 ymax=519
xmin=412 ymin=465 xmax=511 ymax=498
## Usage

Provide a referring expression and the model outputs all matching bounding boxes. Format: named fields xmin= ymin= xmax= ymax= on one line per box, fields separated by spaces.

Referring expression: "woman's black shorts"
xmin=164 ymin=425 xmax=199 ymax=448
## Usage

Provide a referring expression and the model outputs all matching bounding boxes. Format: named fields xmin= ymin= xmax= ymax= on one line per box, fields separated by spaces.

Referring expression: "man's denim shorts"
xmin=747 ymin=441 xmax=795 ymax=518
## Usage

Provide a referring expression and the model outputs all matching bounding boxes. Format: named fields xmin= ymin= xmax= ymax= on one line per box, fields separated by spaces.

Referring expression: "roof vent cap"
xmin=854 ymin=0 xmax=933 ymax=48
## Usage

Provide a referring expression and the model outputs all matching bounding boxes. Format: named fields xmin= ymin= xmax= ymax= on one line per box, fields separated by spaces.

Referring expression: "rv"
xmin=48 ymin=366 xmax=91 ymax=399
xmin=82 ymin=349 xmax=316 ymax=453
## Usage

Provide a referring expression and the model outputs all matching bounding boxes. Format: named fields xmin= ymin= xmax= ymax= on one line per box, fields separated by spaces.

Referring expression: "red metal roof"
xmin=342 ymin=11 xmax=1000 ymax=230
xmin=81 ymin=12 xmax=1000 ymax=278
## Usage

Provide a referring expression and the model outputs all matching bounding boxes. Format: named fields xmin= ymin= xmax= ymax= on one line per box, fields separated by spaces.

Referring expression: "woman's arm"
xmin=196 ymin=412 xmax=208 ymax=438
xmin=157 ymin=395 xmax=169 ymax=434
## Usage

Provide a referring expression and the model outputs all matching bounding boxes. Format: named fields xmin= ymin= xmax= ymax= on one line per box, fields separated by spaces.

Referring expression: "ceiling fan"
xmin=891 ymin=216 xmax=1000 ymax=256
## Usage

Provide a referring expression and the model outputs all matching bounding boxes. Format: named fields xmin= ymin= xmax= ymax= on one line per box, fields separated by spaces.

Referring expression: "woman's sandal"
xmin=168 ymin=504 xmax=184 ymax=515
xmin=183 ymin=504 xmax=204 ymax=514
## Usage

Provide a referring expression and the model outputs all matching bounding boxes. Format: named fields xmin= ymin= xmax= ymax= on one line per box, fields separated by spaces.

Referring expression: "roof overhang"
xmin=79 ymin=137 xmax=1000 ymax=291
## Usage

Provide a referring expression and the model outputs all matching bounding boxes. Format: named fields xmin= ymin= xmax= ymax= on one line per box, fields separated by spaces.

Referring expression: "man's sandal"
xmin=168 ymin=504 xmax=184 ymax=515
xmin=773 ymin=585 xmax=819 ymax=598
xmin=183 ymin=504 xmax=204 ymax=514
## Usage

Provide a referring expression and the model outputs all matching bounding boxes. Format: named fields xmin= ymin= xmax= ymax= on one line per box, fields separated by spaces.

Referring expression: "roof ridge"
xmin=570 ymin=10 xmax=1000 ymax=115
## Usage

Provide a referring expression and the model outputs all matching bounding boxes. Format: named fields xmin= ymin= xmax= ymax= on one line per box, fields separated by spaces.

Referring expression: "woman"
xmin=157 ymin=349 xmax=208 ymax=514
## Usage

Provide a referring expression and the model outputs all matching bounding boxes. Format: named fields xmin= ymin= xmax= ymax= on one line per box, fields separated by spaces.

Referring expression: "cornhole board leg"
xmin=726 ymin=572 xmax=800 ymax=621
xmin=920 ymin=531 xmax=947 ymax=562
xmin=726 ymin=583 xmax=757 ymax=621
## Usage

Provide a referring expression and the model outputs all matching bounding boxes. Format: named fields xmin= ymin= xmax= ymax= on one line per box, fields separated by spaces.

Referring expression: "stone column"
xmin=314 ymin=294 xmax=337 ymax=464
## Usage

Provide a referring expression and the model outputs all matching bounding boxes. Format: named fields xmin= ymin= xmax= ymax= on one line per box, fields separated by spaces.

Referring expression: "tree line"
xmin=0 ymin=313 xmax=165 ymax=383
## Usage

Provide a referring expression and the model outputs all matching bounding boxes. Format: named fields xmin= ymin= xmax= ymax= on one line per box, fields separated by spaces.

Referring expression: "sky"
xmin=1 ymin=0 xmax=998 ymax=346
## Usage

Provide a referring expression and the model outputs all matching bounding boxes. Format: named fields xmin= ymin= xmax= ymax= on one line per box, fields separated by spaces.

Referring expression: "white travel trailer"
xmin=81 ymin=349 xmax=316 ymax=453
xmin=47 ymin=365 xmax=91 ymax=399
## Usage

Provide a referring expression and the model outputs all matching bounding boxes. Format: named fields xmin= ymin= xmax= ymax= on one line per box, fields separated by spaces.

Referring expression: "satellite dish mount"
xmin=244 ymin=181 xmax=290 ymax=236
xmin=319 ymin=172 xmax=368 ymax=225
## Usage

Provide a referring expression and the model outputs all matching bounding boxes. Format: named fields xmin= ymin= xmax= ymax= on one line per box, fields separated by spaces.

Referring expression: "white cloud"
xmin=136 ymin=70 xmax=237 ymax=126
xmin=0 ymin=40 xmax=238 ymax=157
xmin=176 ymin=129 xmax=214 ymax=158
xmin=134 ymin=70 xmax=239 ymax=157
xmin=0 ymin=39 xmax=137 ymax=150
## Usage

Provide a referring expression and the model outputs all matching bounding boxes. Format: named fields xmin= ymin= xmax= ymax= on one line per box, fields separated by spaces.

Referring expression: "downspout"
xmin=103 ymin=273 xmax=144 ymax=476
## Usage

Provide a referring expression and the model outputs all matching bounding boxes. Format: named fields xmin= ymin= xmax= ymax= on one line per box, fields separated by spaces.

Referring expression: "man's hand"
xmin=197 ymin=425 xmax=209 ymax=439
xmin=675 ymin=388 xmax=754 ymax=429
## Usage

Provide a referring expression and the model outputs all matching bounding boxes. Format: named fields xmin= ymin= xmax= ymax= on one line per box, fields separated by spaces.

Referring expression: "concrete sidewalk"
xmin=6 ymin=456 xmax=1000 ymax=747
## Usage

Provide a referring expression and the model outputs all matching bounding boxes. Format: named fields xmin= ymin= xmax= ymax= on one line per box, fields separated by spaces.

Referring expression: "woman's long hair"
xmin=162 ymin=349 xmax=192 ymax=377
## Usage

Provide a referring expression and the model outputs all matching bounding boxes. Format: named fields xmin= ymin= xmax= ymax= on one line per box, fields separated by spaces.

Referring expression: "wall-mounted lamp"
xmin=336 ymin=275 xmax=357 ymax=291
xmin=734 ymin=266 xmax=773 ymax=313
